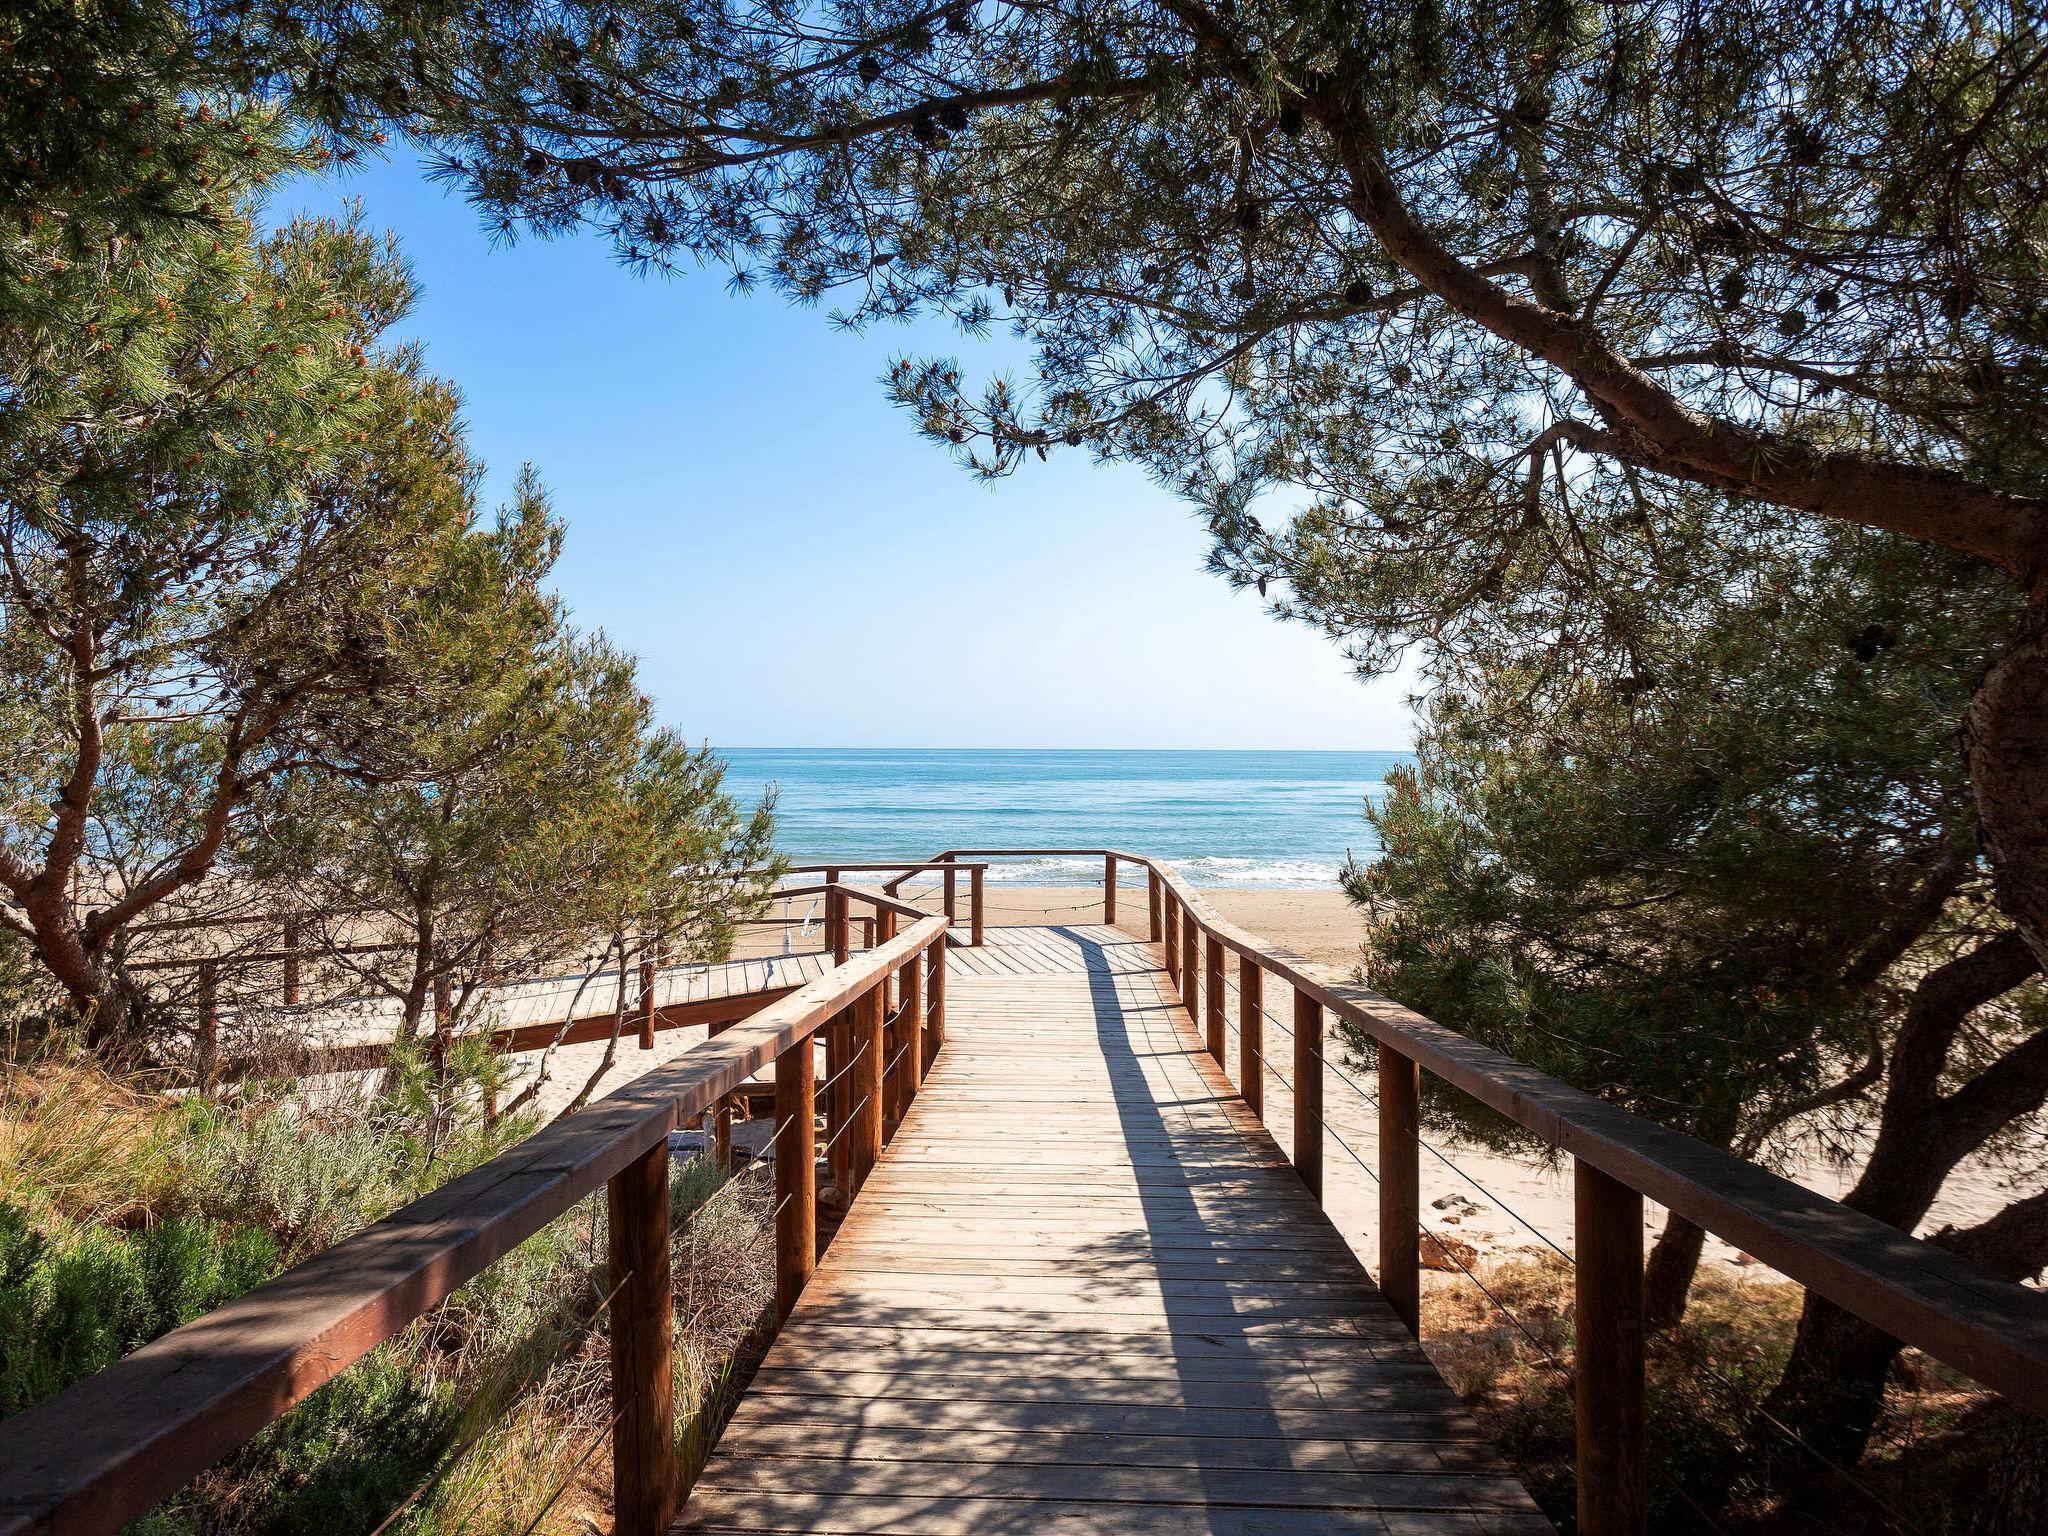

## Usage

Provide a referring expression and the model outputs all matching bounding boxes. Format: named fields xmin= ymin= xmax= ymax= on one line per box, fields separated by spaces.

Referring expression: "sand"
xmin=500 ymin=883 xmax=2044 ymax=1288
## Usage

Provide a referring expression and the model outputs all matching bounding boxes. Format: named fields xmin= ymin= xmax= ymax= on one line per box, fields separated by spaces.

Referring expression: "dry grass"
xmin=670 ymin=1160 xmax=777 ymax=1483
xmin=1 ymin=1033 xmax=780 ymax=1536
xmin=380 ymin=1154 xmax=776 ymax=1536
xmin=0 ymin=1048 xmax=184 ymax=1227
xmin=1417 ymin=1256 xmax=2026 ymax=1534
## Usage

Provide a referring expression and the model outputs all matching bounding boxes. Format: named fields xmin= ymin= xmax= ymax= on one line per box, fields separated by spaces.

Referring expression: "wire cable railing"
xmin=874 ymin=846 xmax=2048 ymax=1536
xmin=1214 ymin=952 xmax=1916 ymax=1530
xmin=8 ymin=850 xmax=2043 ymax=1536
xmin=0 ymin=880 xmax=948 ymax=1536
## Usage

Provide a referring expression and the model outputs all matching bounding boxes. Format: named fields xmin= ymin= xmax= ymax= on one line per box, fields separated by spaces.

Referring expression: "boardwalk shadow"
xmin=1049 ymin=923 xmax=1335 ymax=1507
xmin=678 ymin=922 xmax=1546 ymax=1533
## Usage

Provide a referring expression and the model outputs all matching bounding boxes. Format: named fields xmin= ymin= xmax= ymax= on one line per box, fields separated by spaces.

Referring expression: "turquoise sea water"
xmin=717 ymin=748 xmax=1412 ymax=889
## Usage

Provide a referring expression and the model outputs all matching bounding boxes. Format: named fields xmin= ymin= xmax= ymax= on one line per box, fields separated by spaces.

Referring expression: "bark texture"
xmin=1966 ymin=591 xmax=2048 ymax=972
xmin=1642 ymin=1211 xmax=1706 ymax=1335
xmin=1756 ymin=936 xmax=2046 ymax=1491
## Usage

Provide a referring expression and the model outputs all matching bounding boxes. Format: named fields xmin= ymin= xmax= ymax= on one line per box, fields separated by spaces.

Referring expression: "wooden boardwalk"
xmin=676 ymin=923 xmax=1549 ymax=1534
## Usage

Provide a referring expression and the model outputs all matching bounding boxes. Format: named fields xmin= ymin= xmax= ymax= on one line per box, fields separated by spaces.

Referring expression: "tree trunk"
xmin=1965 ymin=589 xmax=2048 ymax=972
xmin=1754 ymin=1293 xmax=1903 ymax=1485
xmin=1972 ymin=1411 xmax=2048 ymax=1536
xmin=1642 ymin=1210 xmax=1706 ymax=1334
xmin=84 ymin=966 xmax=153 ymax=1060
xmin=1757 ymin=1190 xmax=2048 ymax=1520
xmin=1753 ymin=939 xmax=2047 ymax=1504
xmin=12 ymin=879 xmax=108 ymax=1030
xmin=397 ymin=901 xmax=436 ymax=1045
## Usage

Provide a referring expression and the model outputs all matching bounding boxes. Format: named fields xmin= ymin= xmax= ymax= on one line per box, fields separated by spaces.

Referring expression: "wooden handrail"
xmin=1122 ymin=850 xmax=2048 ymax=1406
xmin=0 ymin=901 xmax=948 ymax=1536
xmin=780 ymin=879 xmax=933 ymax=923
xmin=142 ymin=883 xmax=898 ymax=1082
xmin=16 ymin=844 xmax=2048 ymax=1536
xmin=784 ymin=861 xmax=989 ymax=875
xmin=817 ymin=861 xmax=986 ymax=945
xmin=894 ymin=846 xmax=2048 ymax=1535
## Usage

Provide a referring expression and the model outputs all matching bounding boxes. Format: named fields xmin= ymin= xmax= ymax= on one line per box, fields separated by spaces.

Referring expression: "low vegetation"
xmin=0 ymin=1044 xmax=776 ymax=1535
xmin=1421 ymin=1258 xmax=2042 ymax=1535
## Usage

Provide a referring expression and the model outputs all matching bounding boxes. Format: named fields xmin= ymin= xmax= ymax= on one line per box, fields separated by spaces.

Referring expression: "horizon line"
xmin=713 ymin=743 xmax=1414 ymax=754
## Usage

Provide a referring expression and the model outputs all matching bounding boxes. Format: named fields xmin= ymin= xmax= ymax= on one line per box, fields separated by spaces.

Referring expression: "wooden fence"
xmin=5 ymin=852 xmax=2048 ymax=1536
xmin=0 ymin=883 xmax=945 ymax=1536
xmin=898 ymin=847 xmax=2048 ymax=1536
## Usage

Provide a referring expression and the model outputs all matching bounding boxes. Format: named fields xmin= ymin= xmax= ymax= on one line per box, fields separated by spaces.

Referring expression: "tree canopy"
xmin=1 ymin=10 xmax=779 ymax=1047
xmin=0 ymin=101 xmax=485 ymax=1036
xmin=1354 ymin=510 xmax=2047 ymax=1482
xmin=23 ymin=0 xmax=2045 ymax=954
xmin=279 ymin=0 xmax=2046 ymax=960
xmin=249 ymin=483 xmax=778 ymax=1055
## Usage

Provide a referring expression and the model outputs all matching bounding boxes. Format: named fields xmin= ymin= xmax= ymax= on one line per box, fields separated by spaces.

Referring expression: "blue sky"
xmin=279 ymin=152 xmax=1419 ymax=750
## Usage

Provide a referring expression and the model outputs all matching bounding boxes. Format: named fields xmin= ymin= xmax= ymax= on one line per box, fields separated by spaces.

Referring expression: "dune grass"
xmin=1420 ymin=1255 xmax=2028 ymax=1535
xmin=0 ymin=1043 xmax=777 ymax=1536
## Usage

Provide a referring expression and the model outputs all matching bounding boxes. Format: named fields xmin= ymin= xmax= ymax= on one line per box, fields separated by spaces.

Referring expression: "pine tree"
xmin=304 ymin=0 xmax=2048 ymax=975
xmin=247 ymin=478 xmax=778 ymax=1085
xmin=1353 ymin=512 xmax=2045 ymax=1498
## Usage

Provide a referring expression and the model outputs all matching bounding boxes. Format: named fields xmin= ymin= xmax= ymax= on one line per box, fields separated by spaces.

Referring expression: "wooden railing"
xmin=10 ymin=849 xmax=2048 ymax=1536
xmin=0 ymin=883 xmax=947 ymax=1536
xmin=895 ymin=847 xmax=2048 ymax=1536
xmin=796 ymin=860 xmax=987 ymax=945
xmin=125 ymin=882 xmax=891 ymax=1092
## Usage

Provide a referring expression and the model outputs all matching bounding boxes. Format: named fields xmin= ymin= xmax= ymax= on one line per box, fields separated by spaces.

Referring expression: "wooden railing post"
xmin=637 ymin=952 xmax=657 ymax=1050
xmin=701 ymin=1018 xmax=736 ymax=1167
xmin=280 ymin=918 xmax=300 ymax=1006
xmin=1103 ymin=854 xmax=1117 ymax=925
xmin=826 ymin=877 xmax=846 ymax=962
xmin=1163 ymin=897 xmax=1180 ymax=985
xmin=943 ymin=862 xmax=958 ymax=927
xmin=1576 ymin=1161 xmax=1648 ymax=1536
xmin=1204 ymin=934 xmax=1225 ymax=1064
xmin=1380 ymin=1045 xmax=1421 ymax=1335
xmin=607 ymin=1139 xmax=675 ymax=1536
xmin=1293 ymin=989 xmax=1323 ymax=1202
xmin=874 ymin=908 xmax=895 ymax=1015
xmin=1239 ymin=957 xmax=1263 ymax=1119
xmin=823 ymin=885 xmax=853 ymax=1195
xmin=1146 ymin=868 xmax=1162 ymax=941
xmin=852 ymin=981 xmax=884 ymax=1193
xmin=195 ymin=962 xmax=218 ymax=1089
xmin=826 ymin=1012 xmax=851 ymax=1201
xmin=773 ymin=1032 xmax=816 ymax=1324
xmin=927 ymin=938 xmax=946 ymax=1062
xmin=969 ymin=865 xmax=985 ymax=947
xmin=1180 ymin=912 xmax=1199 ymax=1026
xmin=899 ymin=945 xmax=923 ymax=1118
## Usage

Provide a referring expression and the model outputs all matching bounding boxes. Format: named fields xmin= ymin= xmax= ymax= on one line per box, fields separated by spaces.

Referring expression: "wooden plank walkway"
xmin=676 ymin=923 xmax=1549 ymax=1534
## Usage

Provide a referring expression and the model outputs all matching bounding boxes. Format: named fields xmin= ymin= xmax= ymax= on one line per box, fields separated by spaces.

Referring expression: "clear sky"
xmin=278 ymin=152 xmax=1419 ymax=750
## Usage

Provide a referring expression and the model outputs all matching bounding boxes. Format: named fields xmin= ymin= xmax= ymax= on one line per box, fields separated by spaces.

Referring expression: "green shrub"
xmin=1 ymin=1058 xmax=772 ymax=1536
xmin=173 ymin=1101 xmax=402 ymax=1263
xmin=0 ymin=1202 xmax=280 ymax=1416
xmin=212 ymin=1348 xmax=459 ymax=1536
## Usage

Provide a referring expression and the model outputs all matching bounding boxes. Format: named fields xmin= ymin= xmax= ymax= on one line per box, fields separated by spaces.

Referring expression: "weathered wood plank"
xmin=721 ymin=1420 xmax=1499 ymax=1472
xmin=674 ymin=920 xmax=1545 ymax=1536
xmin=676 ymin=1488 xmax=1551 ymax=1535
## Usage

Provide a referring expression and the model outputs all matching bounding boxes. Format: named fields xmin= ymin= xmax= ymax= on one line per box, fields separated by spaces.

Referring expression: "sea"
xmin=716 ymin=748 xmax=1412 ymax=889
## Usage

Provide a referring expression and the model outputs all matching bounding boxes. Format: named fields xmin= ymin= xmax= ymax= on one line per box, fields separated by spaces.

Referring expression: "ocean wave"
xmin=945 ymin=854 xmax=1344 ymax=889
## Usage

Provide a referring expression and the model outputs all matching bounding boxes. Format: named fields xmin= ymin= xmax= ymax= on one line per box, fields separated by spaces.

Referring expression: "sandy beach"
xmin=504 ymin=882 xmax=2044 ymax=1290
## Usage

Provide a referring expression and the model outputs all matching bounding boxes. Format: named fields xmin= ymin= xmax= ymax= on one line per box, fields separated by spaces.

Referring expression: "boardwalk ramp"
xmin=676 ymin=923 xmax=1547 ymax=1534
